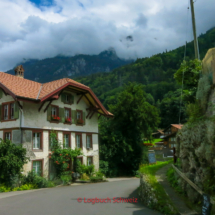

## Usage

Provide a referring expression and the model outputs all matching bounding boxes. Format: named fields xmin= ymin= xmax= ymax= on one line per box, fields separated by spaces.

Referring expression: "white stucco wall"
xmin=0 ymin=90 xmax=100 ymax=178
xmin=22 ymin=91 xmax=98 ymax=133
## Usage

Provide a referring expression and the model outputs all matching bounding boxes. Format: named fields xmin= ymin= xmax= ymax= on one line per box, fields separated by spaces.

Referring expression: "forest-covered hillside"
xmin=75 ymin=27 xmax=215 ymax=127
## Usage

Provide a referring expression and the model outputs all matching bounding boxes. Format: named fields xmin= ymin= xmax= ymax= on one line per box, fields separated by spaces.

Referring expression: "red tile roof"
xmin=0 ymin=72 xmax=113 ymax=117
xmin=171 ymin=124 xmax=183 ymax=129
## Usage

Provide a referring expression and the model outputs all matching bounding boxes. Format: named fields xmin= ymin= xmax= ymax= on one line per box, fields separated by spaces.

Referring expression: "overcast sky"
xmin=0 ymin=0 xmax=214 ymax=71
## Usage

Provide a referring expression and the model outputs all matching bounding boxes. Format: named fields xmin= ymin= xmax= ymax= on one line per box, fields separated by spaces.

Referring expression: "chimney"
xmin=14 ymin=65 xmax=24 ymax=78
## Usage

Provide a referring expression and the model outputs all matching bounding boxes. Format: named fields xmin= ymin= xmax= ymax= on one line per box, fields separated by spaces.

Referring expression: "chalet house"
xmin=152 ymin=129 xmax=164 ymax=139
xmin=0 ymin=65 xmax=113 ymax=179
xmin=162 ymin=124 xmax=183 ymax=149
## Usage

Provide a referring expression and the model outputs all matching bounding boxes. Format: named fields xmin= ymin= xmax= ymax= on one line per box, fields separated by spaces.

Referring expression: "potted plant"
xmin=51 ymin=115 xmax=60 ymax=121
xmin=77 ymin=119 xmax=84 ymax=124
xmin=65 ymin=117 xmax=71 ymax=123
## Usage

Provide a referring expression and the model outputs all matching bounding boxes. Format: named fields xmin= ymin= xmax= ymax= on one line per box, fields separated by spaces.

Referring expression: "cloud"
xmin=0 ymin=0 xmax=214 ymax=71
xmin=135 ymin=13 xmax=147 ymax=28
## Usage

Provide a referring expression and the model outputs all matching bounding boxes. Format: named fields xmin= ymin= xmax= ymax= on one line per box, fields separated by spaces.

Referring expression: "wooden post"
xmin=190 ymin=0 xmax=200 ymax=60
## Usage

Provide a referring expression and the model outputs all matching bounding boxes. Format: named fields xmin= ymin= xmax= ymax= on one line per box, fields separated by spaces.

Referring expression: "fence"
xmin=172 ymin=164 xmax=215 ymax=205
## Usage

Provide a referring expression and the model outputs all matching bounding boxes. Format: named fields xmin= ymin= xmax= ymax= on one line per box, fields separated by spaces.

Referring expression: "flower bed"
xmin=51 ymin=115 xmax=60 ymax=121
xmin=77 ymin=119 xmax=84 ymax=124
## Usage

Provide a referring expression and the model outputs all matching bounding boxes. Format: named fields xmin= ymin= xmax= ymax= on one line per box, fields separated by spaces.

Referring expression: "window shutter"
xmin=59 ymin=107 xmax=65 ymax=123
xmin=47 ymin=106 xmax=52 ymax=121
xmin=14 ymin=102 xmax=19 ymax=119
xmin=0 ymin=89 xmax=3 ymax=99
xmin=70 ymin=95 xmax=74 ymax=104
xmin=72 ymin=110 xmax=77 ymax=124
xmin=83 ymin=111 xmax=86 ymax=125
xmin=61 ymin=93 xmax=66 ymax=103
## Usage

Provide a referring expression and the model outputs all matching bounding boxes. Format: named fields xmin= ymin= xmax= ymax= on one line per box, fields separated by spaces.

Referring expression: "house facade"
xmin=162 ymin=124 xmax=183 ymax=149
xmin=0 ymin=66 xmax=113 ymax=179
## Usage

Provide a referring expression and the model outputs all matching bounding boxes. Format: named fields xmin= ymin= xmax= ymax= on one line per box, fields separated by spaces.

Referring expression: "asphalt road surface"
xmin=0 ymin=178 xmax=163 ymax=215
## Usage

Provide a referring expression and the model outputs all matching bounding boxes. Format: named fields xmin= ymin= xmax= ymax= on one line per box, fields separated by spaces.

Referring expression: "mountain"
xmin=73 ymin=27 xmax=215 ymax=127
xmin=6 ymin=48 xmax=133 ymax=83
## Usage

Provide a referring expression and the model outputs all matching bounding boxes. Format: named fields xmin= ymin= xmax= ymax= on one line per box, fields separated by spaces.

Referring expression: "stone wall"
xmin=139 ymin=173 xmax=158 ymax=207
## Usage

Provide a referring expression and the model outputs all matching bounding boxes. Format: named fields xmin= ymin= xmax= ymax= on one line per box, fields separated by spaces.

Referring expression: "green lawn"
xmin=143 ymin=138 xmax=163 ymax=145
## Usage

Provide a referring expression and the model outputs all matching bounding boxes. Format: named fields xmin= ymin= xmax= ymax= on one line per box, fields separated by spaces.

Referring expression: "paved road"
xmin=0 ymin=178 xmax=163 ymax=215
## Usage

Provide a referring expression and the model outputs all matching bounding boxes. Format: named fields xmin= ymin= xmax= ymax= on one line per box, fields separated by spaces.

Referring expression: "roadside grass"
xmin=166 ymin=166 xmax=202 ymax=213
xmin=139 ymin=160 xmax=178 ymax=214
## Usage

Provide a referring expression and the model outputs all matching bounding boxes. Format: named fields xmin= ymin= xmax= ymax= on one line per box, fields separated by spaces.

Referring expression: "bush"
xmin=85 ymin=165 xmax=95 ymax=176
xmin=0 ymin=139 xmax=29 ymax=187
xmin=90 ymin=176 xmax=104 ymax=183
xmin=23 ymin=171 xmax=49 ymax=188
xmin=99 ymin=161 xmax=109 ymax=175
xmin=0 ymin=185 xmax=10 ymax=192
xmin=80 ymin=173 xmax=90 ymax=181
xmin=12 ymin=184 xmax=36 ymax=191
xmin=95 ymin=171 xmax=104 ymax=177
xmin=60 ymin=174 xmax=72 ymax=185
xmin=76 ymin=160 xmax=95 ymax=177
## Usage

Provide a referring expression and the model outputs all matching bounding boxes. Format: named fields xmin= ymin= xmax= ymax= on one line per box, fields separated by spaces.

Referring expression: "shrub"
xmin=12 ymin=184 xmax=36 ymax=191
xmin=23 ymin=171 xmax=49 ymax=188
xmin=60 ymin=174 xmax=72 ymax=185
xmin=75 ymin=160 xmax=95 ymax=177
xmin=90 ymin=176 xmax=104 ymax=183
xmin=95 ymin=171 xmax=104 ymax=177
xmin=0 ymin=185 xmax=10 ymax=192
xmin=85 ymin=165 xmax=95 ymax=176
xmin=80 ymin=173 xmax=90 ymax=181
xmin=0 ymin=139 xmax=29 ymax=187
xmin=99 ymin=161 xmax=109 ymax=175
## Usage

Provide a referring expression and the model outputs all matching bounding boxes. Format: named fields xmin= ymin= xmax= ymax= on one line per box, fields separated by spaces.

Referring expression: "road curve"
xmin=0 ymin=178 xmax=163 ymax=215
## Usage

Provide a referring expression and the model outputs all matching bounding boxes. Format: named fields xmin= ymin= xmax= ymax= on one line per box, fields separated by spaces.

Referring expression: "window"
xmin=4 ymin=131 xmax=12 ymax=141
xmin=51 ymin=106 xmax=57 ymax=116
xmin=49 ymin=131 xmax=58 ymax=150
xmin=61 ymin=93 xmax=74 ymax=104
xmin=76 ymin=110 xmax=83 ymax=125
xmin=32 ymin=160 xmax=43 ymax=176
xmin=87 ymin=157 xmax=93 ymax=166
xmin=33 ymin=132 xmax=42 ymax=149
xmin=50 ymin=105 xmax=60 ymax=122
xmin=86 ymin=134 xmax=92 ymax=149
xmin=77 ymin=111 xmax=82 ymax=119
xmin=64 ymin=108 xmax=71 ymax=123
xmin=4 ymin=104 xmax=8 ymax=120
xmin=65 ymin=109 xmax=70 ymax=118
xmin=10 ymin=103 xmax=14 ymax=119
xmin=63 ymin=132 xmax=70 ymax=148
xmin=66 ymin=94 xmax=70 ymax=103
xmin=76 ymin=133 xmax=82 ymax=149
xmin=1 ymin=101 xmax=18 ymax=121
xmin=5 ymin=132 xmax=11 ymax=140
xmin=171 ymin=137 xmax=176 ymax=141
xmin=32 ymin=131 xmax=43 ymax=151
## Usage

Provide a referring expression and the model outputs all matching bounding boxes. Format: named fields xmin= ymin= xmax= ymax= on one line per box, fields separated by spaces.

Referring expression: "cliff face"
xmin=5 ymin=48 xmax=133 ymax=83
xmin=176 ymin=49 xmax=215 ymax=210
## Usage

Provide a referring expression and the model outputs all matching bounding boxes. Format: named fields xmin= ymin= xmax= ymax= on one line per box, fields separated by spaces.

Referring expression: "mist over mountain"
xmin=6 ymin=48 xmax=133 ymax=83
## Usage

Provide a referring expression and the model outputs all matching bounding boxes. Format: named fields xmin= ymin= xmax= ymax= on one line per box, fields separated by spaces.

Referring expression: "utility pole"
xmin=190 ymin=0 xmax=200 ymax=60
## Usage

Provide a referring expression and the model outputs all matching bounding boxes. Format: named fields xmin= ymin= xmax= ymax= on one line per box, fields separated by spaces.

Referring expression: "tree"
xmin=159 ymin=89 xmax=187 ymax=128
xmin=0 ymin=139 xmax=29 ymax=186
xmin=99 ymin=82 xmax=160 ymax=176
xmin=174 ymin=59 xmax=201 ymax=103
